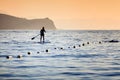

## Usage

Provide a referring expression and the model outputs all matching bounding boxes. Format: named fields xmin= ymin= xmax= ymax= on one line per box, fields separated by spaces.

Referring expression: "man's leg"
xmin=40 ymin=36 xmax=42 ymax=43
xmin=43 ymin=35 xmax=45 ymax=43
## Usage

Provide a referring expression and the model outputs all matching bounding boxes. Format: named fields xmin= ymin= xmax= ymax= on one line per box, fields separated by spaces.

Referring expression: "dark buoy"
xmin=6 ymin=56 xmax=12 ymax=59
xmin=54 ymin=48 xmax=56 ymax=49
xmin=82 ymin=43 xmax=85 ymax=46
xmin=17 ymin=55 xmax=22 ymax=58
xmin=46 ymin=49 xmax=48 ymax=52
xmin=27 ymin=52 xmax=31 ymax=55
xmin=68 ymin=47 xmax=70 ymax=48
xmin=99 ymin=41 xmax=102 ymax=44
xmin=73 ymin=46 xmax=76 ymax=48
xmin=87 ymin=42 xmax=89 ymax=44
xmin=37 ymin=52 xmax=40 ymax=54
xmin=60 ymin=48 xmax=63 ymax=49
xmin=79 ymin=45 xmax=81 ymax=47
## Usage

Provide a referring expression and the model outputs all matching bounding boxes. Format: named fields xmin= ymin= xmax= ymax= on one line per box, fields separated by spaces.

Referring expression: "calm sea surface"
xmin=0 ymin=30 xmax=120 ymax=80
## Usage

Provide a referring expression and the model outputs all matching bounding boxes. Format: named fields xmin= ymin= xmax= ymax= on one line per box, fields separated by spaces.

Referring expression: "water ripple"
xmin=61 ymin=72 xmax=95 ymax=76
xmin=99 ymin=72 xmax=120 ymax=76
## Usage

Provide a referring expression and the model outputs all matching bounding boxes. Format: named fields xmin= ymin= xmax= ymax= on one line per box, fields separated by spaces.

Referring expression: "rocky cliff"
xmin=0 ymin=14 xmax=56 ymax=30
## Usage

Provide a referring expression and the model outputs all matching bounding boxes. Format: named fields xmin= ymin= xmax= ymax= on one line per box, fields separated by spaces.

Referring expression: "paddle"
xmin=31 ymin=34 xmax=40 ymax=40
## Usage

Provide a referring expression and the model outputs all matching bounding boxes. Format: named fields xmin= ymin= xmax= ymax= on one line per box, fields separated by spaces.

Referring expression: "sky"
xmin=0 ymin=0 xmax=120 ymax=30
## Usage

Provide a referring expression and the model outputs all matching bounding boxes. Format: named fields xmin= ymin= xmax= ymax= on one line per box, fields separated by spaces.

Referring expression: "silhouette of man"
xmin=40 ymin=27 xmax=46 ymax=43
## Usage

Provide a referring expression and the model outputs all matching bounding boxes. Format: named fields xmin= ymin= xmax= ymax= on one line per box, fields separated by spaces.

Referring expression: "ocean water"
xmin=0 ymin=30 xmax=120 ymax=80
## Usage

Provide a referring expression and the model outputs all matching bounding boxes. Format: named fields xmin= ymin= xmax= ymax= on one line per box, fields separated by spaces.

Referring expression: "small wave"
xmin=35 ymin=54 xmax=106 ymax=59
xmin=51 ymin=54 xmax=71 ymax=58
xmin=99 ymin=72 xmax=120 ymax=76
xmin=75 ymin=54 xmax=106 ymax=58
xmin=61 ymin=72 xmax=95 ymax=76
xmin=111 ymin=62 xmax=120 ymax=65
xmin=0 ymin=74 xmax=29 ymax=77
xmin=109 ymin=67 xmax=120 ymax=70
xmin=0 ymin=41 xmax=42 ymax=45
xmin=15 ymin=65 xmax=38 ymax=68
xmin=0 ymin=55 xmax=8 ymax=57
xmin=12 ymin=60 xmax=25 ymax=64
xmin=67 ymin=66 xmax=78 ymax=68
xmin=0 ymin=42 xmax=9 ymax=44
xmin=38 ymin=65 xmax=78 ymax=69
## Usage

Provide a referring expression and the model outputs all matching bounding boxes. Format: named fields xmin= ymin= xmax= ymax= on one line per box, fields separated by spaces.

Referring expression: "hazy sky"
xmin=0 ymin=0 xmax=120 ymax=30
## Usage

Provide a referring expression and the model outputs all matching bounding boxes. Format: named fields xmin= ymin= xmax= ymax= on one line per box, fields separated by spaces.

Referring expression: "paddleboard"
xmin=37 ymin=41 xmax=51 ymax=44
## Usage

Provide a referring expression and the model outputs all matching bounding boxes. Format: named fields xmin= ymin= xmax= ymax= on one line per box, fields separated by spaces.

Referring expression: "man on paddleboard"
xmin=40 ymin=27 xmax=46 ymax=43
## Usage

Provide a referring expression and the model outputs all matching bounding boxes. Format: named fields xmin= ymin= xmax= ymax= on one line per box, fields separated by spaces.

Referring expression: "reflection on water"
xmin=0 ymin=30 xmax=120 ymax=80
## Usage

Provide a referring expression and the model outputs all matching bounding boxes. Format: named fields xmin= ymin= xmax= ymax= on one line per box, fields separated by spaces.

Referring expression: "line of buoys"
xmin=5 ymin=41 xmax=102 ymax=59
xmin=37 ymin=42 xmax=93 ymax=54
xmin=35 ymin=41 xmax=102 ymax=55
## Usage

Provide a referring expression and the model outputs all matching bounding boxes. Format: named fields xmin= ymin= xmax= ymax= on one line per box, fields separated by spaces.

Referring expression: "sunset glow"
xmin=0 ymin=0 xmax=120 ymax=30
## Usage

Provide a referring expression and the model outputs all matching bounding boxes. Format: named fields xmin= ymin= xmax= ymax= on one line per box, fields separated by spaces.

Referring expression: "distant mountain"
xmin=0 ymin=14 xmax=56 ymax=30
